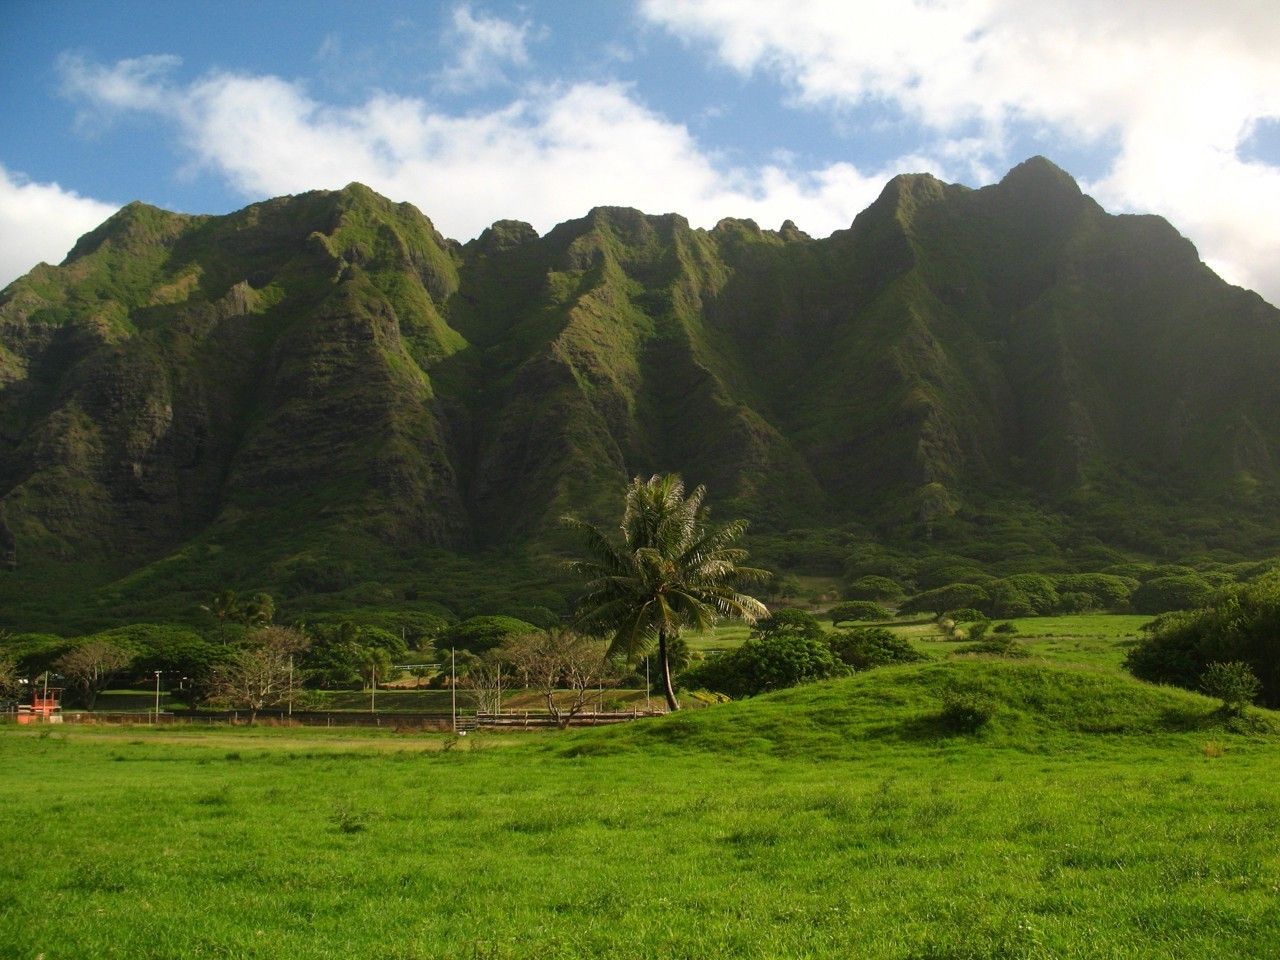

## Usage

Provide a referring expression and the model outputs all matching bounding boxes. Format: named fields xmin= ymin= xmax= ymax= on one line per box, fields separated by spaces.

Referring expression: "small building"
xmin=17 ymin=686 xmax=63 ymax=724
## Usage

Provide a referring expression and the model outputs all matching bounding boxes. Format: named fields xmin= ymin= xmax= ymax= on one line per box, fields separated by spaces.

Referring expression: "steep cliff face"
xmin=2 ymin=158 xmax=1279 ymax=623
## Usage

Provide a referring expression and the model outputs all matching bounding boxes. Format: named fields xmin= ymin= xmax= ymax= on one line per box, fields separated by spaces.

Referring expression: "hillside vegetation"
xmin=3 ymin=157 xmax=1280 ymax=629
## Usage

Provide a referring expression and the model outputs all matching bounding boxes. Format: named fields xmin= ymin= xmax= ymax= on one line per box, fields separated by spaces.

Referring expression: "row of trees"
xmin=897 ymin=571 xmax=1220 ymax=619
xmin=0 ymin=613 xmax=414 ymax=714
xmin=1 ymin=474 xmax=774 ymax=718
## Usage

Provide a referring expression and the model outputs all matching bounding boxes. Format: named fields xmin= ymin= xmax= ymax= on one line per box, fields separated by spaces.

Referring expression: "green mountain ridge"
xmin=2 ymin=157 xmax=1279 ymax=628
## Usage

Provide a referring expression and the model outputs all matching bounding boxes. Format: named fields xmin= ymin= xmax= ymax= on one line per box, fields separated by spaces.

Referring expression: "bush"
xmin=965 ymin=620 xmax=991 ymax=642
xmin=991 ymin=622 xmax=1018 ymax=635
xmin=1200 ymin=661 xmax=1261 ymax=715
xmin=956 ymin=635 xmax=1029 ymax=658
xmin=681 ymin=632 xmax=846 ymax=698
xmin=1125 ymin=572 xmax=1280 ymax=706
xmin=946 ymin=608 xmax=985 ymax=623
xmin=939 ymin=690 xmax=995 ymax=732
xmin=828 ymin=628 xmax=924 ymax=671
xmin=829 ymin=601 xmax=892 ymax=625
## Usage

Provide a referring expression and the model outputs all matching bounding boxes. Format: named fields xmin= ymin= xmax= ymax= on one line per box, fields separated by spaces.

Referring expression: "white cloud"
xmin=0 ymin=166 xmax=118 ymax=288
xmin=640 ymin=0 xmax=1280 ymax=303
xmin=436 ymin=5 xmax=535 ymax=92
xmin=56 ymin=55 xmax=901 ymax=245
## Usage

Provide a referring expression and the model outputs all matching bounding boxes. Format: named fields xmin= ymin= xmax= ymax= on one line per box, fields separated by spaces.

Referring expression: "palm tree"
xmin=564 ymin=474 xmax=768 ymax=711
xmin=200 ymin=590 xmax=240 ymax=644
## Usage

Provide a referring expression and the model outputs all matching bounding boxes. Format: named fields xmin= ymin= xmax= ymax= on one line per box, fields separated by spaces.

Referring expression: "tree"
xmin=845 ymin=575 xmax=905 ymax=602
xmin=0 ymin=654 xmax=19 ymax=702
xmin=441 ymin=616 xmax=538 ymax=655
xmin=503 ymin=630 xmax=615 ymax=727
xmin=752 ymin=608 xmax=824 ymax=640
xmin=1131 ymin=574 xmax=1215 ymax=614
xmin=54 ymin=641 xmax=133 ymax=709
xmin=828 ymin=627 xmax=924 ymax=671
xmin=242 ymin=593 xmax=276 ymax=627
xmin=457 ymin=650 xmax=506 ymax=714
xmin=683 ymin=631 xmax=846 ymax=698
xmin=200 ymin=590 xmax=241 ymax=644
xmin=901 ymin=583 xmax=989 ymax=617
xmin=829 ymin=601 xmax=892 ymax=625
xmin=210 ymin=626 xmax=308 ymax=722
xmin=564 ymin=474 xmax=768 ymax=711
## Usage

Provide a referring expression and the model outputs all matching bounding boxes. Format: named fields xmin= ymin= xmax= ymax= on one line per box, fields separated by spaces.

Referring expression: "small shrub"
xmin=1202 ymin=741 xmax=1224 ymax=758
xmin=330 ymin=805 xmax=370 ymax=834
xmin=1200 ymin=661 xmax=1261 ymax=715
xmin=991 ymin=622 xmax=1018 ymax=635
xmin=945 ymin=608 xmax=984 ymax=623
xmin=939 ymin=691 xmax=995 ymax=732
xmin=957 ymin=635 xmax=1029 ymax=658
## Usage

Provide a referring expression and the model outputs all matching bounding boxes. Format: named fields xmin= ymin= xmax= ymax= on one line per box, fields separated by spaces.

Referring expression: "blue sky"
xmin=2 ymin=0 xmax=1279 ymax=304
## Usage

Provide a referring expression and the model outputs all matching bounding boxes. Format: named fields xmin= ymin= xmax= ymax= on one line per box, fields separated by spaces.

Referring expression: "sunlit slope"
xmin=556 ymin=659 xmax=1274 ymax=759
xmin=3 ymin=156 xmax=1280 ymax=623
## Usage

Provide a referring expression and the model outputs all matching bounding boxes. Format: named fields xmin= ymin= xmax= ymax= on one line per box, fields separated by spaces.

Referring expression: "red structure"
xmin=16 ymin=686 xmax=63 ymax=724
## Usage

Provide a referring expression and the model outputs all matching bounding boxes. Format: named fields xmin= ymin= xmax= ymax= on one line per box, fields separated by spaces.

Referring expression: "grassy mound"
xmin=559 ymin=660 xmax=1275 ymax=760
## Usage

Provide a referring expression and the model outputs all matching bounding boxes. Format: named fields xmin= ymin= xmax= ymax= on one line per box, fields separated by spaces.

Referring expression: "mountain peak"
xmin=998 ymin=156 xmax=1082 ymax=198
xmin=63 ymin=201 xmax=193 ymax=264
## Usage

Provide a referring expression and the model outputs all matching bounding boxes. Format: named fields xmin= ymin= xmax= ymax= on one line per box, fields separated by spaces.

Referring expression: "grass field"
xmin=4 ymin=618 xmax=1280 ymax=959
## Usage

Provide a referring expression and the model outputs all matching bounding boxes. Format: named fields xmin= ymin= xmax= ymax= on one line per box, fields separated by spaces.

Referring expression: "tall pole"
xmin=450 ymin=648 xmax=457 ymax=733
xmin=153 ymin=670 xmax=160 ymax=723
xmin=288 ymin=655 xmax=293 ymax=718
xmin=371 ymin=665 xmax=376 ymax=713
xmin=646 ymin=657 xmax=651 ymax=712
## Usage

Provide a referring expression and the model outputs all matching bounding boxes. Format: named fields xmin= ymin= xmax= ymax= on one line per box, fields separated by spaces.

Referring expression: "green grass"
xmin=900 ymin=613 xmax=1151 ymax=673
xmin=3 ymin=659 xmax=1279 ymax=958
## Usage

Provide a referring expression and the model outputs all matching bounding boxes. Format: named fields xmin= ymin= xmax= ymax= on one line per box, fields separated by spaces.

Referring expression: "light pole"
xmin=645 ymin=657 xmax=651 ymax=712
xmin=153 ymin=670 xmax=161 ymax=723
xmin=370 ymin=664 xmax=377 ymax=713
xmin=287 ymin=655 xmax=293 ymax=718
xmin=450 ymin=648 xmax=457 ymax=733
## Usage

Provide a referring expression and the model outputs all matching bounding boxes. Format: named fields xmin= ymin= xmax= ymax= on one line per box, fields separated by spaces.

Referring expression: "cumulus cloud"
xmin=56 ymin=54 xmax=899 ymax=244
xmin=640 ymin=0 xmax=1280 ymax=303
xmin=0 ymin=166 xmax=118 ymax=288
xmin=436 ymin=5 xmax=536 ymax=92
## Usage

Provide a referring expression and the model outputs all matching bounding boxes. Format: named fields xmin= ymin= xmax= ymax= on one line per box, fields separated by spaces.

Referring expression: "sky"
xmin=2 ymin=0 xmax=1279 ymax=304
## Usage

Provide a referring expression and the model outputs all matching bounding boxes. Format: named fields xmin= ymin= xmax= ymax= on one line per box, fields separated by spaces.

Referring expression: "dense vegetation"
xmin=3 ymin=158 xmax=1280 ymax=633
xmin=1125 ymin=571 xmax=1280 ymax=707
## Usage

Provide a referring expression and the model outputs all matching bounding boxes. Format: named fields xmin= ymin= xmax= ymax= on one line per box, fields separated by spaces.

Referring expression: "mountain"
xmin=2 ymin=157 xmax=1279 ymax=630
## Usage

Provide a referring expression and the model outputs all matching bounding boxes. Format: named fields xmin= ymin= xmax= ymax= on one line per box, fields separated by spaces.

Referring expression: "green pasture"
xmin=4 ymin=656 xmax=1280 ymax=959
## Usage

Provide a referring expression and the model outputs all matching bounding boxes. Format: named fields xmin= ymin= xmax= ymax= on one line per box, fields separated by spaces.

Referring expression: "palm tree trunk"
xmin=658 ymin=629 xmax=680 ymax=712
